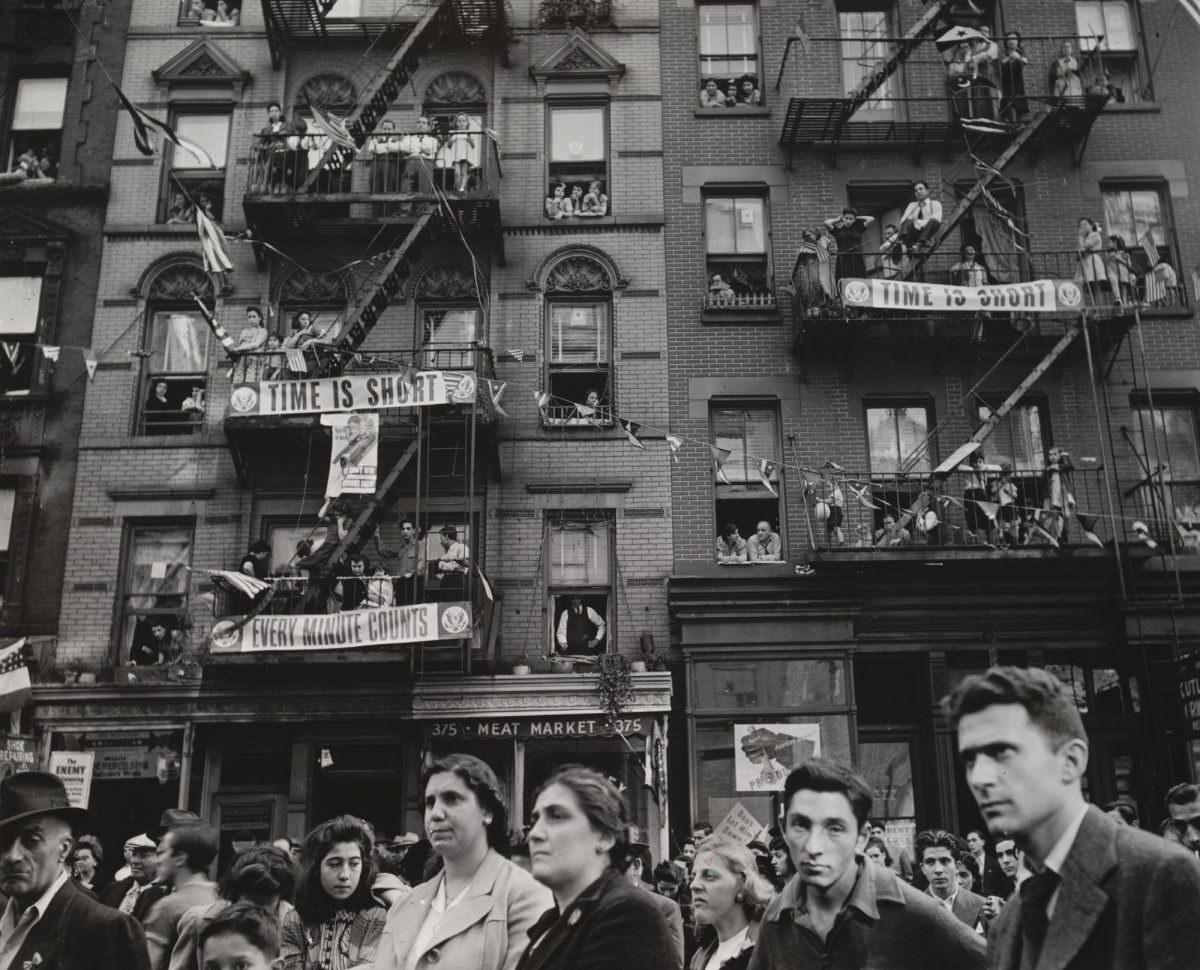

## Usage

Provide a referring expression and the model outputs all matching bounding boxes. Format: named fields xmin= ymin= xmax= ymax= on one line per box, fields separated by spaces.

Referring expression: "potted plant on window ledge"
xmin=512 ymin=641 xmax=532 ymax=676
xmin=596 ymin=653 xmax=633 ymax=729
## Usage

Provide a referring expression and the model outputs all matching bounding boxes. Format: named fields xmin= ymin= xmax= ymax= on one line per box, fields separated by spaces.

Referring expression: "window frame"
xmin=974 ymin=396 xmax=1052 ymax=475
xmin=6 ymin=74 xmax=69 ymax=178
xmin=1127 ymin=394 xmax=1200 ymax=483
xmin=545 ymin=511 xmax=614 ymax=660
xmin=417 ymin=302 xmax=481 ymax=372
xmin=159 ymin=106 xmax=232 ymax=224
xmin=113 ymin=519 xmax=195 ymax=665
xmin=697 ymin=2 xmax=764 ymax=107
xmin=0 ymin=269 xmax=47 ymax=397
xmin=1100 ymin=180 xmax=1178 ymax=275
xmin=702 ymin=188 xmax=775 ymax=310
xmin=837 ymin=6 xmax=898 ymax=119
xmin=543 ymin=295 xmax=614 ymax=428
xmin=177 ymin=0 xmax=243 ymax=26
xmin=864 ymin=399 xmax=936 ymax=476
xmin=545 ymin=99 xmax=611 ymax=219
xmin=1075 ymin=0 xmax=1149 ymax=102
xmin=136 ymin=299 xmax=213 ymax=437
xmin=710 ymin=401 xmax=784 ymax=560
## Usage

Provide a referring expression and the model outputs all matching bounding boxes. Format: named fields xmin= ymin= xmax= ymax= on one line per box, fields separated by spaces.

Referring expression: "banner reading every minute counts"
xmin=839 ymin=278 xmax=1085 ymax=314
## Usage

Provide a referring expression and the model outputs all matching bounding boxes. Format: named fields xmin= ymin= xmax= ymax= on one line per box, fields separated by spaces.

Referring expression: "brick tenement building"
xmin=663 ymin=0 xmax=1200 ymax=843
xmin=0 ymin=1 xmax=132 ymax=658
xmin=30 ymin=0 xmax=675 ymax=861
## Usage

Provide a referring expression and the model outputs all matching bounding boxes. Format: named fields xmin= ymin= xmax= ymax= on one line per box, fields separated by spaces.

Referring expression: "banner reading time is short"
xmin=839 ymin=278 xmax=1085 ymax=314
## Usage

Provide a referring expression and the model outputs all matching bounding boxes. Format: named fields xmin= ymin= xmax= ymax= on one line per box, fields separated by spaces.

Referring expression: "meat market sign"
xmin=839 ymin=278 xmax=1084 ymax=313
xmin=423 ymin=715 xmax=651 ymax=740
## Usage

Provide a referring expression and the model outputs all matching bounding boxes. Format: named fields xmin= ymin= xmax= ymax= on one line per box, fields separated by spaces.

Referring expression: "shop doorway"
xmin=312 ymin=742 xmax=405 ymax=836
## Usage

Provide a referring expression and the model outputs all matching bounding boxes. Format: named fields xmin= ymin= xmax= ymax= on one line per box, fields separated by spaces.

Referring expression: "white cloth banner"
xmin=228 ymin=370 xmax=477 ymax=416
xmin=322 ymin=411 xmax=379 ymax=498
xmin=839 ymin=277 xmax=1085 ymax=314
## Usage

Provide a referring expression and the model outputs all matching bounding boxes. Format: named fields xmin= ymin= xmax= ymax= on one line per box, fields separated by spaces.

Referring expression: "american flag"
xmin=113 ymin=83 xmax=181 ymax=157
xmin=196 ymin=209 xmax=234 ymax=275
xmin=1145 ymin=265 xmax=1166 ymax=304
xmin=310 ymin=105 xmax=358 ymax=153
xmin=0 ymin=639 xmax=31 ymax=714
xmin=286 ymin=349 xmax=308 ymax=373
xmin=1139 ymin=230 xmax=1160 ymax=268
xmin=210 ymin=570 xmax=273 ymax=600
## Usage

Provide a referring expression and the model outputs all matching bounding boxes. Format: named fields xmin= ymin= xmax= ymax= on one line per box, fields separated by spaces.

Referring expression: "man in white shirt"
xmin=556 ymin=595 xmax=606 ymax=656
xmin=915 ymin=829 xmax=985 ymax=932
xmin=949 ymin=666 xmax=1200 ymax=970
xmin=898 ymin=181 xmax=943 ymax=250
xmin=0 ymin=771 xmax=150 ymax=970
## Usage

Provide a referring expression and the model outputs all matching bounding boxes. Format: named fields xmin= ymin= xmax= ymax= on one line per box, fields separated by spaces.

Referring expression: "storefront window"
xmin=693 ymin=659 xmax=847 ymax=710
xmin=692 ymin=716 xmax=852 ymax=836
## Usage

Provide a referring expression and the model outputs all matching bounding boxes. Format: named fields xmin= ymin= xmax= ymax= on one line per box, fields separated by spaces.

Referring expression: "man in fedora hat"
xmin=0 ymin=771 xmax=150 ymax=969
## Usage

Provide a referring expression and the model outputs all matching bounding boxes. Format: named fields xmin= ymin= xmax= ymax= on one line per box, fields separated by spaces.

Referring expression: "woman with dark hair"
xmin=71 ymin=834 xmax=108 ymax=895
xmin=688 ymin=837 xmax=772 ymax=970
xmin=515 ymin=765 xmax=679 ymax=970
xmin=169 ymin=844 xmax=296 ymax=970
xmin=280 ymin=815 xmax=386 ymax=970
xmin=374 ymin=753 xmax=550 ymax=970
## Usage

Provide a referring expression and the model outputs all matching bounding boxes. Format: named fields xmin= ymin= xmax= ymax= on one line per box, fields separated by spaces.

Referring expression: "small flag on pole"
xmin=476 ymin=565 xmax=495 ymax=604
xmin=84 ymin=352 xmax=98 ymax=381
xmin=505 ymin=348 xmax=525 ymax=362
xmin=710 ymin=445 xmax=732 ymax=485
xmin=286 ymin=349 xmax=308 ymax=373
xmin=1076 ymin=513 xmax=1104 ymax=548
xmin=1139 ymin=230 xmax=1160 ymax=268
xmin=487 ymin=380 xmax=509 ymax=418
xmin=1144 ymin=265 xmax=1167 ymax=305
xmin=666 ymin=435 xmax=683 ymax=463
xmin=41 ymin=345 xmax=60 ymax=363
xmin=847 ymin=481 xmax=880 ymax=510
xmin=759 ymin=459 xmax=778 ymax=497
xmin=192 ymin=295 xmax=238 ymax=355
xmin=309 ymin=105 xmax=358 ymax=152
xmin=196 ymin=209 xmax=234 ymax=275
xmin=0 ymin=639 xmax=31 ymax=714
xmin=1 ymin=343 xmax=20 ymax=369
xmin=209 ymin=570 xmax=272 ymax=600
xmin=113 ymin=82 xmax=181 ymax=157
xmin=620 ymin=419 xmax=646 ymax=450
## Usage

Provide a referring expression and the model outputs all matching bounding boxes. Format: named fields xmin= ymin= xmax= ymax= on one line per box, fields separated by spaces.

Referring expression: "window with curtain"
xmin=1103 ymin=186 xmax=1170 ymax=270
xmin=0 ymin=488 xmax=14 ymax=607
xmin=547 ymin=104 xmax=609 ymax=218
xmin=0 ymin=276 xmax=43 ymax=395
xmin=9 ymin=77 xmax=68 ymax=178
xmin=162 ymin=112 xmax=231 ymax=223
xmin=866 ymin=405 xmax=932 ymax=474
xmin=839 ymin=11 xmax=894 ymax=117
xmin=547 ymin=514 xmax=611 ymax=659
xmin=140 ymin=311 xmax=211 ymax=435
xmin=698 ymin=3 xmax=761 ymax=103
xmin=712 ymin=405 xmax=782 ymax=556
xmin=421 ymin=307 xmax=479 ymax=369
xmin=545 ymin=302 xmax=612 ymax=425
xmin=119 ymin=523 xmax=193 ymax=665
xmin=978 ymin=403 xmax=1046 ymax=473
xmin=704 ymin=195 xmax=771 ymax=306
xmin=1128 ymin=403 xmax=1200 ymax=480
xmin=1075 ymin=1 xmax=1143 ymax=101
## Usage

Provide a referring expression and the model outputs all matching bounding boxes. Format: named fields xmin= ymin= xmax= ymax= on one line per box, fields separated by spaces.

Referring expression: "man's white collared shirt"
xmin=1016 ymin=804 xmax=1090 ymax=920
xmin=0 ymin=869 xmax=69 ymax=970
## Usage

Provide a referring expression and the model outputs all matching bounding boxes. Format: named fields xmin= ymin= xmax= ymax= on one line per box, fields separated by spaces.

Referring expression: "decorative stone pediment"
xmin=424 ymin=71 xmax=487 ymax=108
xmin=529 ymin=246 xmax=628 ymax=295
xmin=136 ymin=257 xmax=214 ymax=303
xmin=0 ymin=209 xmax=70 ymax=242
xmin=152 ymin=40 xmax=251 ymax=94
xmin=297 ymin=74 xmax=358 ymax=114
xmin=276 ymin=268 xmax=349 ymax=306
xmin=529 ymin=29 xmax=626 ymax=90
xmin=414 ymin=263 xmax=480 ymax=300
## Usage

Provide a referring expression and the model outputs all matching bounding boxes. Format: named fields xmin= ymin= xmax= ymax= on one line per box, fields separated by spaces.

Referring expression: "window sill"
xmin=105 ymin=223 xmax=223 ymax=238
xmin=694 ymin=107 xmax=772 ymax=118
xmin=702 ymin=307 xmax=781 ymax=325
xmin=1102 ymin=101 xmax=1160 ymax=114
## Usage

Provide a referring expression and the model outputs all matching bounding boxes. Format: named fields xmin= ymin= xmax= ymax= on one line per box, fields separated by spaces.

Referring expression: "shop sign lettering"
xmin=425 ymin=716 xmax=649 ymax=741
xmin=0 ymin=736 xmax=36 ymax=779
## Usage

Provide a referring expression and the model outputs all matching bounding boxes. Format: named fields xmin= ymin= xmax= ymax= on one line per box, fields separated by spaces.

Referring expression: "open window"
xmin=1075 ymin=0 xmax=1146 ymax=102
xmin=544 ymin=300 xmax=612 ymax=426
xmin=865 ymin=401 xmax=933 ymax=533
xmin=704 ymin=192 xmax=774 ymax=311
xmin=161 ymin=111 xmax=230 ymax=223
xmin=117 ymin=522 xmax=193 ymax=666
xmin=547 ymin=103 xmax=609 ymax=219
xmin=425 ymin=72 xmax=488 ymax=194
xmin=838 ymin=8 xmax=896 ymax=119
xmin=137 ymin=272 xmax=212 ymax=435
xmin=0 ymin=275 xmax=44 ymax=396
xmin=711 ymin=404 xmax=782 ymax=558
xmin=697 ymin=3 xmax=763 ymax=108
xmin=547 ymin=513 xmax=612 ymax=661
xmin=178 ymin=0 xmax=242 ymax=25
xmin=7 ymin=77 xmax=67 ymax=180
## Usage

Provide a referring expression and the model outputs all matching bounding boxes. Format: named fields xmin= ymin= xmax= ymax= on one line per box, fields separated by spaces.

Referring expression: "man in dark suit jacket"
xmin=915 ymin=828 xmax=987 ymax=932
xmin=949 ymin=666 xmax=1200 ymax=970
xmin=99 ymin=832 xmax=170 ymax=921
xmin=623 ymin=846 xmax=684 ymax=967
xmin=0 ymin=771 xmax=150 ymax=970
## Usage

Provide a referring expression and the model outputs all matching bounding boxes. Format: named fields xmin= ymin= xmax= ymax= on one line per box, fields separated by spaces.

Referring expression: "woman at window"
xmin=280 ymin=815 xmax=386 ymax=970
xmin=515 ymin=765 xmax=678 ymax=970
xmin=373 ymin=754 xmax=550 ymax=970
xmin=688 ymin=838 xmax=772 ymax=970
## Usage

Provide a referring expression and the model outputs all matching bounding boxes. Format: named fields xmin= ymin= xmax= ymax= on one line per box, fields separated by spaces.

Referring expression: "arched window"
xmin=137 ymin=260 xmax=214 ymax=436
xmin=296 ymin=73 xmax=358 ymax=200
xmin=423 ymin=71 xmax=487 ymax=192
xmin=276 ymin=268 xmax=350 ymax=343
xmin=542 ymin=254 xmax=614 ymax=427
xmin=414 ymin=263 xmax=481 ymax=369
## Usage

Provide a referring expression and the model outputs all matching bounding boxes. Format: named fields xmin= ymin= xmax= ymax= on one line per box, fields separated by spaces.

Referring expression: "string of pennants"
xmin=3 ymin=341 xmax=101 ymax=381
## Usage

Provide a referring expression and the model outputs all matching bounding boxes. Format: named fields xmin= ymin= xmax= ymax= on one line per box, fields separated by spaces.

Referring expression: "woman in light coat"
xmin=373 ymin=753 xmax=551 ymax=970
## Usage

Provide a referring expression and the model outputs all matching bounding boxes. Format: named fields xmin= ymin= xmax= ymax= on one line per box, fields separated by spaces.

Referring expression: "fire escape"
xmin=223 ymin=0 xmax=509 ymax=667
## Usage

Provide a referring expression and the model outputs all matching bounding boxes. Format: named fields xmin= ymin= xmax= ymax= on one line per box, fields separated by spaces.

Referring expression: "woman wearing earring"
xmin=280 ymin=815 xmax=386 ymax=970
xmin=515 ymin=765 xmax=679 ymax=970
xmin=688 ymin=838 xmax=772 ymax=970
xmin=373 ymin=753 xmax=550 ymax=970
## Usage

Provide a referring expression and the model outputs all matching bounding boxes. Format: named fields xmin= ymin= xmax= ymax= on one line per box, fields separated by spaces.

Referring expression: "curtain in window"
xmin=550 ymin=305 xmax=608 ymax=364
xmin=867 ymin=407 xmax=930 ymax=473
xmin=549 ymin=519 xmax=610 ymax=586
xmin=713 ymin=408 xmax=779 ymax=484
xmin=0 ymin=278 xmax=42 ymax=335
xmin=423 ymin=309 xmax=477 ymax=346
xmin=980 ymin=405 xmax=1044 ymax=471
xmin=971 ymin=206 xmax=1021 ymax=284
xmin=1129 ymin=407 xmax=1200 ymax=480
xmin=1102 ymin=189 xmax=1165 ymax=249
xmin=705 ymin=198 xmax=765 ymax=255
xmin=152 ymin=313 xmax=209 ymax=373
xmin=126 ymin=528 xmax=192 ymax=610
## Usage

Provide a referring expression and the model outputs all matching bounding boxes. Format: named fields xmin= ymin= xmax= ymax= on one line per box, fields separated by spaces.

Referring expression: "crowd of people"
xmin=4 ymin=665 xmax=1198 ymax=969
